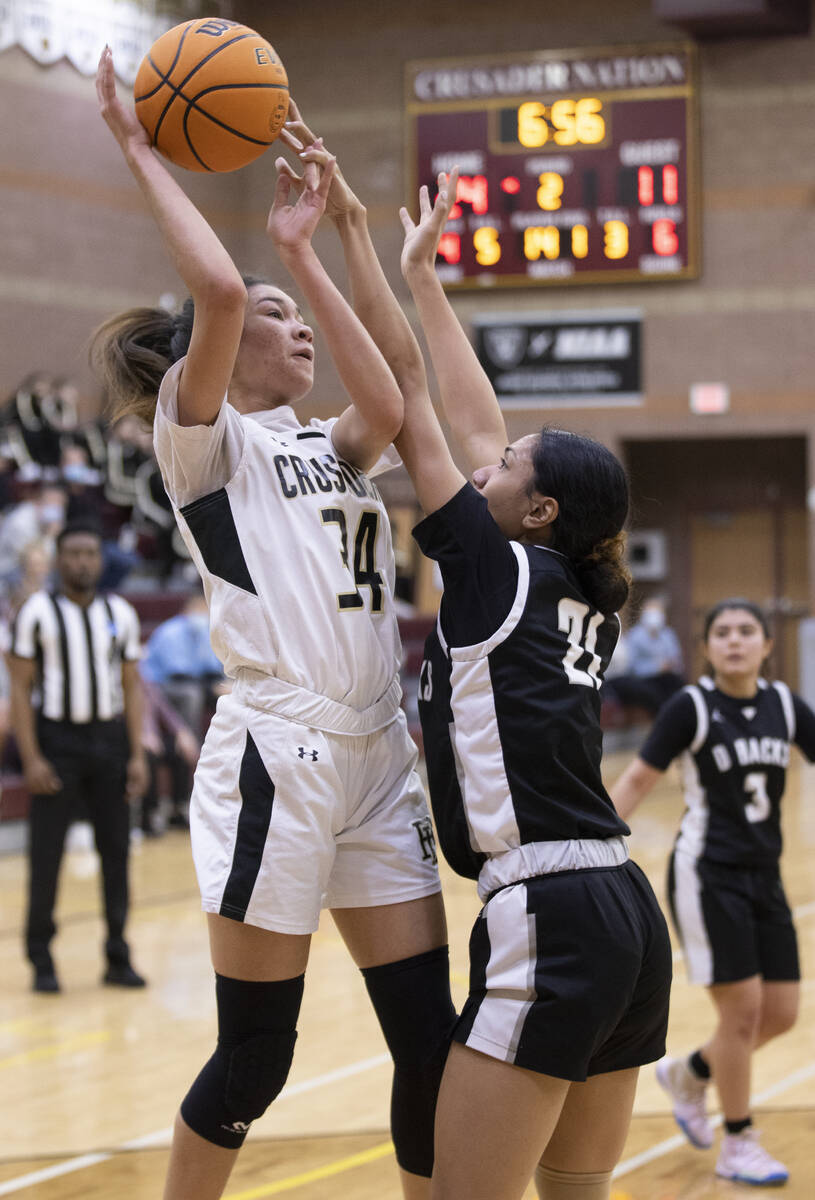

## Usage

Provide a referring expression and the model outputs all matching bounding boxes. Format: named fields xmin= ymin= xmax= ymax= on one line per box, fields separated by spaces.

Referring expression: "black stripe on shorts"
xmin=219 ymin=731 xmax=275 ymax=920
xmin=454 ymin=908 xmax=490 ymax=1044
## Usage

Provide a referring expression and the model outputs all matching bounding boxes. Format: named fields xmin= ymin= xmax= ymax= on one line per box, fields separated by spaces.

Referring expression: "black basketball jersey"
xmin=640 ymin=675 xmax=815 ymax=866
xmin=413 ymin=483 xmax=629 ymax=881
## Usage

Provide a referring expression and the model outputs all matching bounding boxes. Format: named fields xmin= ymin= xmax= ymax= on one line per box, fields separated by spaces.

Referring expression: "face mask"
xmin=641 ymin=607 xmax=665 ymax=632
xmin=62 ymin=464 xmax=99 ymax=486
xmin=38 ymin=504 xmax=64 ymax=524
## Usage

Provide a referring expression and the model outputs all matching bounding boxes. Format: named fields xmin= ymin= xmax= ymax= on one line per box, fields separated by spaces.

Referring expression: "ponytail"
xmin=574 ymin=532 xmax=631 ymax=617
xmin=89 ymin=302 xmax=192 ymax=425
xmin=90 ymin=275 xmax=266 ymax=426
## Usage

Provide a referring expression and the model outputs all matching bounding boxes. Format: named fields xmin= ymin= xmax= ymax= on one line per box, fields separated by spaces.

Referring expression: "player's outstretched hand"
xmin=275 ymin=99 xmax=363 ymax=223
xmin=399 ymin=168 xmax=459 ymax=281
xmin=96 ymin=45 xmax=151 ymax=158
xmin=267 ymin=142 xmax=336 ymax=255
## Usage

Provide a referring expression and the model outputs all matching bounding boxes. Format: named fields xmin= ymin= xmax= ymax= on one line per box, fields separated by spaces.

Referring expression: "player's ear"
xmin=523 ymin=492 xmax=558 ymax=533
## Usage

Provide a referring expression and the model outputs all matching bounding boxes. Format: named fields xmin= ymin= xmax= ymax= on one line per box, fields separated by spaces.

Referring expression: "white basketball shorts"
xmin=189 ymin=692 xmax=441 ymax=934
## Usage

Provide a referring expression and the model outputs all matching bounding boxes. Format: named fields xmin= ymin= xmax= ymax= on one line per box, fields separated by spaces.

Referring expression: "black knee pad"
xmin=362 ymin=945 xmax=457 ymax=1177
xmin=180 ymin=972 xmax=304 ymax=1149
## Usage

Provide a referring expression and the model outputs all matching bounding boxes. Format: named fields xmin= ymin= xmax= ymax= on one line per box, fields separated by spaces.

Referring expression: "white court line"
xmin=0 ymin=1155 xmax=109 ymax=1196
xmin=1 ymin=1055 xmax=813 ymax=1196
xmin=0 ymin=1053 xmax=393 ymax=1194
xmin=2 ymin=900 xmax=814 ymax=1194
xmin=613 ymin=1059 xmax=815 ymax=1179
xmin=124 ymin=1054 xmax=391 ymax=1150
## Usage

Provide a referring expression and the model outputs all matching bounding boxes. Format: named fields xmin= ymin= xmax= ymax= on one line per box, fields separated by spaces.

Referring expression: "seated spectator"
xmin=133 ymin=457 xmax=193 ymax=582
xmin=603 ymin=595 xmax=685 ymax=717
xmin=0 ymin=440 xmax=17 ymax=512
xmin=140 ymin=676 xmax=200 ymax=833
xmin=3 ymin=538 xmax=54 ymax=617
xmin=104 ymin=415 xmax=153 ymax=514
xmin=1 ymin=373 xmax=64 ymax=475
xmin=61 ymin=444 xmax=139 ymax=590
xmin=0 ymin=479 xmax=66 ymax=585
xmin=140 ymin=589 xmax=225 ymax=736
xmin=0 ymin=614 xmax=10 ymax=779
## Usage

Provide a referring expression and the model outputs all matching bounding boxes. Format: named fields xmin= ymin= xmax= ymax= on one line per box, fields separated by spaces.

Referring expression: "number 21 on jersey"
xmin=558 ymin=597 xmax=604 ymax=688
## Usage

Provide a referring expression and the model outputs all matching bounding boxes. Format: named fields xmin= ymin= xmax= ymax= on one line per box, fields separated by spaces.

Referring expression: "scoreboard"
xmin=405 ymin=43 xmax=699 ymax=289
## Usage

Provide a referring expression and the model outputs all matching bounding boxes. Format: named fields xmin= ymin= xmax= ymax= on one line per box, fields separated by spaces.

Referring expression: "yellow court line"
xmin=0 ymin=1030 xmax=110 ymax=1070
xmin=224 ymin=1141 xmax=395 ymax=1199
xmin=0 ymin=1018 xmax=45 ymax=1036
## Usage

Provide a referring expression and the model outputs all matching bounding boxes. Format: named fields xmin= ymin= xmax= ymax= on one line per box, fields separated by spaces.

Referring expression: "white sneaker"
xmin=655 ymin=1055 xmax=714 ymax=1149
xmin=716 ymin=1128 xmax=789 ymax=1186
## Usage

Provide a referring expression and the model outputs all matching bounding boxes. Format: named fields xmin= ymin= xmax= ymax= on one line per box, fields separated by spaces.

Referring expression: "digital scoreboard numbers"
xmin=406 ymin=43 xmax=699 ymax=289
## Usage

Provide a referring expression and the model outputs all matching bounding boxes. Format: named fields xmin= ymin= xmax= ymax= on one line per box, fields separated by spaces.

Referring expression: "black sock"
xmin=689 ymin=1049 xmax=711 ymax=1080
xmin=726 ymin=1117 xmax=752 ymax=1135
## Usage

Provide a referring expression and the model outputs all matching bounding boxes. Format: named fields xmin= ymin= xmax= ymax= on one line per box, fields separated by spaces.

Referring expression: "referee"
xmin=8 ymin=521 xmax=148 ymax=993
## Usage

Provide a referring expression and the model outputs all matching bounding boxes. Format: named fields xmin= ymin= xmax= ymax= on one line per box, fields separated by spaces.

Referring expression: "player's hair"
xmin=89 ymin=275 xmax=267 ymax=425
xmin=529 ymin=427 xmax=630 ymax=616
xmin=703 ymin=598 xmax=771 ymax=640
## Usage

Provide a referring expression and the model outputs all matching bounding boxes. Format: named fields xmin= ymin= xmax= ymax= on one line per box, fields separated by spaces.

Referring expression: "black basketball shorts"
xmin=668 ymin=851 xmax=800 ymax=986
xmin=454 ymin=859 xmax=672 ymax=1082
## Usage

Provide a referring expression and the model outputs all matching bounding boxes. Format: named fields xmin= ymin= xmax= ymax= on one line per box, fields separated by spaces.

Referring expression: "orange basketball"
xmin=134 ymin=18 xmax=289 ymax=173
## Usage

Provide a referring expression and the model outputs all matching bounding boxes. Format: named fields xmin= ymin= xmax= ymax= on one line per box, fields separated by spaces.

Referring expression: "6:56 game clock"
xmin=405 ymin=43 xmax=699 ymax=289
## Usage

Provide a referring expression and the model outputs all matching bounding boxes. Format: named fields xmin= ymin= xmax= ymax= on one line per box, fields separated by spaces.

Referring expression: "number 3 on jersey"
xmin=558 ymin=598 xmax=604 ymax=688
xmin=321 ymin=508 xmax=384 ymax=612
xmin=744 ymin=771 xmax=771 ymax=823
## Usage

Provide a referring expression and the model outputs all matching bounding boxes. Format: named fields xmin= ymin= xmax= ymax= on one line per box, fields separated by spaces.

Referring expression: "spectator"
xmin=103 ymin=414 xmax=153 ymax=514
xmin=0 ymin=480 xmax=66 ymax=584
xmin=140 ymin=676 xmax=201 ymax=834
xmin=603 ymin=595 xmax=685 ymax=717
xmin=132 ymin=456 xmax=193 ymax=582
xmin=1 ymin=375 xmax=84 ymax=477
xmin=60 ymin=444 xmax=138 ymax=590
xmin=0 ymin=614 xmax=10 ymax=776
xmin=3 ymin=537 xmax=54 ymax=618
xmin=140 ymin=589 xmax=224 ymax=737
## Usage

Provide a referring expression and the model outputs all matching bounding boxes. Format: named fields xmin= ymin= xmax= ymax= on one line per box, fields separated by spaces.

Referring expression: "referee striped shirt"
xmin=10 ymin=591 xmax=141 ymax=723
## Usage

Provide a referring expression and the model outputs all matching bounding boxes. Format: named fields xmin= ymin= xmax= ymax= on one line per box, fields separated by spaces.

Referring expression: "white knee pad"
xmin=535 ymin=1163 xmax=613 ymax=1199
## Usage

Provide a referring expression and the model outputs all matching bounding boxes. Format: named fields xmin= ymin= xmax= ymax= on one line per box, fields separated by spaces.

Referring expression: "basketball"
xmin=134 ymin=18 xmax=289 ymax=173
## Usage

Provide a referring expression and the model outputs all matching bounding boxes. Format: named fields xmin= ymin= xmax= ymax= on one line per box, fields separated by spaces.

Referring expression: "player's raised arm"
xmin=266 ymin=146 xmax=403 ymax=472
xmin=400 ymin=171 xmax=508 ymax=472
xmin=94 ymin=47 xmax=247 ymax=427
xmin=278 ymin=102 xmax=428 ymax=404
xmin=274 ymin=108 xmax=463 ymax=515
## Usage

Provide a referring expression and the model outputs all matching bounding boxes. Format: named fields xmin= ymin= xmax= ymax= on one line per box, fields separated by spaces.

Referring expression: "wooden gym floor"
xmin=0 ymin=748 xmax=813 ymax=1198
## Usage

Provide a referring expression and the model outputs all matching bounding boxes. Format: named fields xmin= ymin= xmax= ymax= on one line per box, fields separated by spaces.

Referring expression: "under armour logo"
xmin=221 ymin=1120 xmax=251 ymax=1132
xmin=412 ymin=817 xmax=437 ymax=865
xmin=297 ymin=747 xmax=319 ymax=761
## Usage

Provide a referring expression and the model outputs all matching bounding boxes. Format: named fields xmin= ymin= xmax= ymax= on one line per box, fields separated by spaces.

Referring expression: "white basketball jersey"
xmin=154 ymin=361 xmax=401 ymax=733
